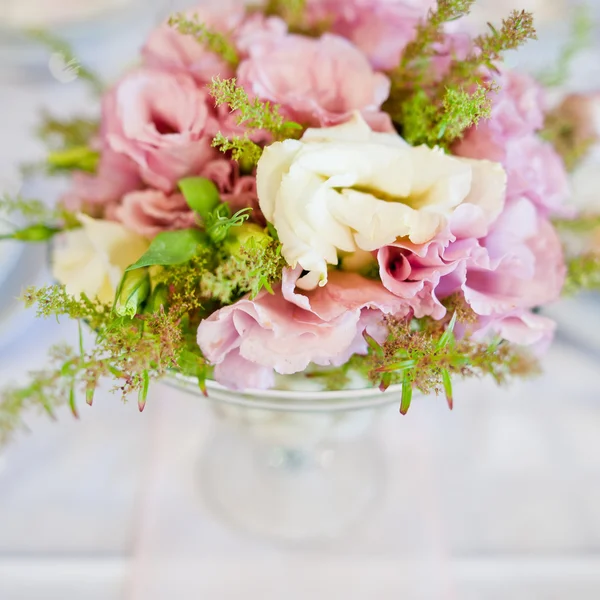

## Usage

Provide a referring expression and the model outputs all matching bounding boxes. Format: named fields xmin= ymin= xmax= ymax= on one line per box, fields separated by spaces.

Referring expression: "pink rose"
xmin=199 ymin=159 xmax=261 ymax=217
xmin=114 ymin=190 xmax=196 ymax=238
xmin=103 ymin=68 xmax=218 ymax=192
xmin=237 ymin=33 xmax=393 ymax=129
xmin=197 ymin=268 xmax=409 ymax=390
xmin=143 ymin=6 xmax=287 ymax=83
xmin=62 ymin=150 xmax=141 ymax=213
xmin=306 ymin=0 xmax=429 ymax=71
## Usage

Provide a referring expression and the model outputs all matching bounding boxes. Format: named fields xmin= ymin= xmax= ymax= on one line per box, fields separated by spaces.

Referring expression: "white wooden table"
xmin=1 ymin=2 xmax=600 ymax=598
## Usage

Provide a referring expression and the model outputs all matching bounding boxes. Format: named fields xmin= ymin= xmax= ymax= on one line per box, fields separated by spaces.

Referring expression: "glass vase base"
xmin=199 ymin=427 xmax=385 ymax=542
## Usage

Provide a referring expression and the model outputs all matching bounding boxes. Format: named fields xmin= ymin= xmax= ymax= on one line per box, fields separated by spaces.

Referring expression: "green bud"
xmin=223 ymin=223 xmax=270 ymax=257
xmin=178 ymin=177 xmax=221 ymax=218
xmin=0 ymin=223 xmax=61 ymax=242
xmin=114 ymin=268 xmax=151 ymax=318
xmin=144 ymin=283 xmax=170 ymax=315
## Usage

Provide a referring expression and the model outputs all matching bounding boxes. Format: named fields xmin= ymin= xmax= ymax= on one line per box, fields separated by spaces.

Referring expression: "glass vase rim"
xmin=166 ymin=372 xmax=405 ymax=413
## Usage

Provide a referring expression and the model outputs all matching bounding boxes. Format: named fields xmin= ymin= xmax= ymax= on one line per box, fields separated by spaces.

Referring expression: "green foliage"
xmin=263 ymin=0 xmax=307 ymax=31
xmin=0 ymin=194 xmax=75 ymax=242
xmin=539 ymin=5 xmax=593 ymax=87
xmin=37 ymin=113 xmax=99 ymax=150
xmin=201 ymin=235 xmax=287 ymax=304
xmin=168 ymin=13 xmax=239 ymax=66
xmin=401 ymin=84 xmax=492 ymax=147
xmin=564 ymin=252 xmax=600 ymax=294
xmin=27 ymin=29 xmax=104 ymax=94
xmin=397 ymin=0 xmax=476 ymax=85
xmin=209 ymin=77 xmax=302 ymax=137
xmin=0 ymin=284 xmax=209 ymax=444
xmin=555 ymin=214 xmax=600 ymax=235
xmin=388 ymin=5 xmax=536 ymax=148
xmin=208 ymin=77 xmax=302 ymax=165
xmin=306 ymin=312 xmax=539 ymax=414
xmin=126 ymin=229 xmax=209 ymax=271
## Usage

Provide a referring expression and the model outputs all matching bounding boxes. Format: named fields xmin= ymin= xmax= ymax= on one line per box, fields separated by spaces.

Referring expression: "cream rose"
xmin=52 ymin=214 xmax=150 ymax=304
xmin=257 ymin=113 xmax=506 ymax=290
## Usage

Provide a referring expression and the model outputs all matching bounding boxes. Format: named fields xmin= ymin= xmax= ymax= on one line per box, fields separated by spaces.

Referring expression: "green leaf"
xmin=178 ymin=177 xmax=221 ymax=218
xmin=376 ymin=359 xmax=417 ymax=374
xmin=126 ymin=229 xmax=209 ymax=271
xmin=442 ymin=368 xmax=453 ymax=410
xmin=363 ymin=332 xmax=384 ymax=356
xmin=138 ymin=370 xmax=149 ymax=412
xmin=400 ymin=371 xmax=413 ymax=415
xmin=69 ymin=382 xmax=79 ymax=419
xmin=379 ymin=372 xmax=392 ymax=392
xmin=85 ymin=383 xmax=95 ymax=407
xmin=436 ymin=312 xmax=458 ymax=350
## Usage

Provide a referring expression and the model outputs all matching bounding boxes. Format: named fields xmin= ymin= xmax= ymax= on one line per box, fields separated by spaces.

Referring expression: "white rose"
xmin=257 ymin=113 xmax=506 ymax=290
xmin=52 ymin=214 xmax=150 ymax=304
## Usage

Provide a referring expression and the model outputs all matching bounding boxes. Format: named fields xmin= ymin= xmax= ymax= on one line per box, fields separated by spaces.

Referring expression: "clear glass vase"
xmin=168 ymin=374 xmax=403 ymax=541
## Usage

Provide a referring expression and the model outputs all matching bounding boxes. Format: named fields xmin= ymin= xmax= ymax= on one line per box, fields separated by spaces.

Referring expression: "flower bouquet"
xmin=2 ymin=0 xmax=600 ymax=440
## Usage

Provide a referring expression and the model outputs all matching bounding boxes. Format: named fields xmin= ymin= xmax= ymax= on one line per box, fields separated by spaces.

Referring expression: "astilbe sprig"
xmin=308 ymin=311 xmax=539 ymax=414
xmin=370 ymin=314 xmax=540 ymax=414
xmin=0 ymin=283 xmax=210 ymax=443
xmin=209 ymin=77 xmax=302 ymax=165
xmin=200 ymin=235 xmax=287 ymax=305
xmin=168 ymin=13 xmax=239 ymax=66
xmin=388 ymin=3 xmax=536 ymax=148
xmin=395 ymin=0 xmax=476 ymax=87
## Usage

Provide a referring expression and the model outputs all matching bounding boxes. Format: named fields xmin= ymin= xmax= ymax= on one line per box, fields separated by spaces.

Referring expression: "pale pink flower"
xmin=143 ymin=6 xmax=287 ymax=83
xmin=377 ymin=196 xmax=565 ymax=330
xmin=237 ymin=33 xmax=393 ymax=129
xmin=451 ymin=198 xmax=566 ymax=317
xmin=115 ymin=190 xmax=196 ymax=238
xmin=103 ymin=68 xmax=218 ymax=193
xmin=485 ymin=69 xmax=546 ymax=138
xmin=197 ymin=268 xmax=409 ymax=390
xmin=453 ymin=69 xmax=569 ymax=216
xmin=551 ymin=92 xmax=600 ymax=152
xmin=468 ymin=310 xmax=557 ymax=353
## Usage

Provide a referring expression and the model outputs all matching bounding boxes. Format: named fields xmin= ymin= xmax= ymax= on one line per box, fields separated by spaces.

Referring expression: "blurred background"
xmin=0 ymin=1 xmax=600 ymax=598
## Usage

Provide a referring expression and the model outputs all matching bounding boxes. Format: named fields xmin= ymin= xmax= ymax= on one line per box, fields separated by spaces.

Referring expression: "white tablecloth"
xmin=1 ymin=2 xmax=600 ymax=598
